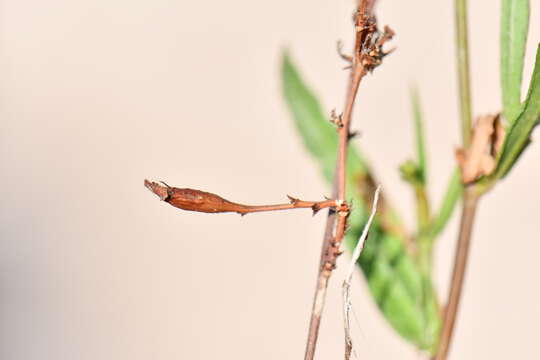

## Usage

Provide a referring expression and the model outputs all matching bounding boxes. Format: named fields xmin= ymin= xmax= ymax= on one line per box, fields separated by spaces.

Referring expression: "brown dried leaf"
xmin=455 ymin=114 xmax=504 ymax=183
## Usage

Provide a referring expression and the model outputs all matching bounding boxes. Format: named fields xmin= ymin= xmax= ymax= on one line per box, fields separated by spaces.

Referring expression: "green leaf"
xmin=281 ymin=52 xmax=440 ymax=352
xmin=281 ymin=52 xmax=341 ymax=181
xmin=345 ymin=228 xmax=440 ymax=352
xmin=427 ymin=169 xmax=462 ymax=239
xmin=496 ymin=44 xmax=540 ymax=178
xmin=501 ymin=0 xmax=530 ymax=124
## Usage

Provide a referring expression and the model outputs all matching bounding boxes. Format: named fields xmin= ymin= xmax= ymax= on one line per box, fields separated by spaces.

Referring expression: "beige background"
xmin=1 ymin=0 xmax=539 ymax=359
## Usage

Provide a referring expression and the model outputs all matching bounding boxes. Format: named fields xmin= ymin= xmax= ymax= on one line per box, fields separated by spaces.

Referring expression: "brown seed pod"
xmin=144 ymin=179 xmax=340 ymax=216
xmin=144 ymin=180 xmax=243 ymax=214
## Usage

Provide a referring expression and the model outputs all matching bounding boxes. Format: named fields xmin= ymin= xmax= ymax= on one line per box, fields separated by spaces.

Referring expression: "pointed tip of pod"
xmin=144 ymin=179 xmax=169 ymax=201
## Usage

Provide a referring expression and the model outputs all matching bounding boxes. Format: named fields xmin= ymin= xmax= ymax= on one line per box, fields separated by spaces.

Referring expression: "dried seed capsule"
xmin=144 ymin=180 xmax=243 ymax=214
xmin=145 ymin=179 xmax=339 ymax=216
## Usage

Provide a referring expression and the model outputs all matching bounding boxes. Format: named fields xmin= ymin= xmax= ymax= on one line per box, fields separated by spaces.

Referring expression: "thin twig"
xmin=303 ymin=1 xmax=394 ymax=359
xmin=343 ymin=186 xmax=380 ymax=360
xmin=144 ymin=180 xmax=340 ymax=216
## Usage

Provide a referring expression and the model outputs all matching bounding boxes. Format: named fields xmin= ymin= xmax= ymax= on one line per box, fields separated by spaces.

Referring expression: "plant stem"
xmin=433 ymin=1 xmax=478 ymax=358
xmin=304 ymin=53 xmax=364 ymax=360
xmin=415 ymin=185 xmax=432 ymax=274
xmin=304 ymin=1 xmax=389 ymax=358
xmin=415 ymin=186 xmax=431 ymax=231
xmin=433 ymin=187 xmax=479 ymax=360
xmin=455 ymin=0 xmax=473 ymax=148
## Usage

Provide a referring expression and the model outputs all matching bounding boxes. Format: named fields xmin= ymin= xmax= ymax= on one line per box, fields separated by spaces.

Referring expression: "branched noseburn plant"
xmin=145 ymin=0 xmax=540 ymax=359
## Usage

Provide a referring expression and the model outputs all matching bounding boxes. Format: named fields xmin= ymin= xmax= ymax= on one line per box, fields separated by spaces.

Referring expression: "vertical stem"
xmin=415 ymin=186 xmax=432 ymax=272
xmin=303 ymin=63 xmax=363 ymax=360
xmin=455 ymin=0 xmax=473 ymax=148
xmin=415 ymin=186 xmax=431 ymax=232
xmin=432 ymin=1 xmax=479 ymax=359
xmin=304 ymin=211 xmax=336 ymax=360
xmin=304 ymin=2 xmax=384 ymax=358
xmin=433 ymin=187 xmax=479 ymax=360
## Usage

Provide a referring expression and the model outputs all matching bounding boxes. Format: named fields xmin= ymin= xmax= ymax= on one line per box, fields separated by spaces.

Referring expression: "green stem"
xmin=455 ymin=0 xmax=473 ymax=147
xmin=421 ymin=0 xmax=474 ymax=248
xmin=415 ymin=185 xmax=432 ymax=272
xmin=415 ymin=186 xmax=431 ymax=232
xmin=432 ymin=2 xmax=478 ymax=359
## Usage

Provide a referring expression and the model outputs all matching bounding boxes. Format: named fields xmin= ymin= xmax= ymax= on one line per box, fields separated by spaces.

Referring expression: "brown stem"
xmin=303 ymin=2 xmax=394 ymax=358
xmin=240 ymin=198 xmax=339 ymax=215
xmin=432 ymin=186 xmax=480 ymax=360
xmin=144 ymin=180 xmax=339 ymax=216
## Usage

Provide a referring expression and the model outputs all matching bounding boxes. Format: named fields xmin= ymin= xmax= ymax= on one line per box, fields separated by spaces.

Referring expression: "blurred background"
xmin=1 ymin=0 xmax=539 ymax=359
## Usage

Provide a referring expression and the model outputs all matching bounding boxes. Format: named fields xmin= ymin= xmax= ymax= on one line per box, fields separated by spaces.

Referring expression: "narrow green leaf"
xmin=281 ymin=52 xmax=340 ymax=181
xmin=496 ymin=44 xmax=540 ymax=178
xmin=427 ymin=169 xmax=462 ymax=239
xmin=411 ymin=88 xmax=427 ymax=183
xmin=281 ymin=53 xmax=440 ymax=352
xmin=501 ymin=0 xmax=530 ymax=124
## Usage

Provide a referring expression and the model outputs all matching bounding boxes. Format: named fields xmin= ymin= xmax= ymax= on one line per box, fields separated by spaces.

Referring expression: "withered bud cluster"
xmin=354 ymin=11 xmax=395 ymax=72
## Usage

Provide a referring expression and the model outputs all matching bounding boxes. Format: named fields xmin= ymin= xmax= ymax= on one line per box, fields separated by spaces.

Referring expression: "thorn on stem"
xmin=348 ymin=131 xmax=360 ymax=140
xmin=287 ymin=194 xmax=299 ymax=204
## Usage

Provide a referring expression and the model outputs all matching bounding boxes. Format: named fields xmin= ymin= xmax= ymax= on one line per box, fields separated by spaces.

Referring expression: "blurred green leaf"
xmin=501 ymin=0 xmax=530 ymax=124
xmin=496 ymin=44 xmax=540 ymax=178
xmin=281 ymin=53 xmax=440 ymax=352
xmin=427 ymin=169 xmax=462 ymax=239
xmin=347 ymin=230 xmax=440 ymax=352
xmin=281 ymin=52 xmax=341 ymax=182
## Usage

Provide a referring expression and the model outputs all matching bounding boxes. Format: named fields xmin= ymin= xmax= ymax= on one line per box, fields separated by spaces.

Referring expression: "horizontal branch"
xmin=144 ymin=179 xmax=342 ymax=216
